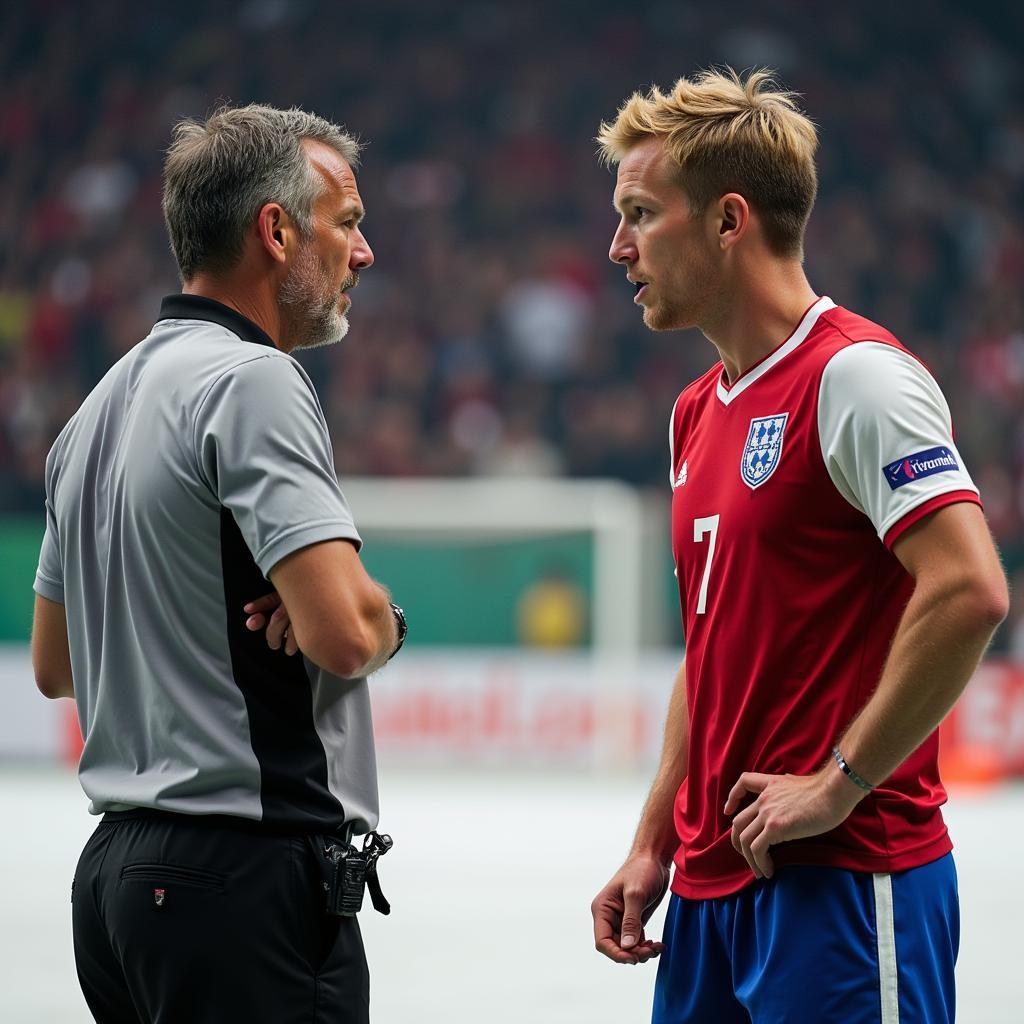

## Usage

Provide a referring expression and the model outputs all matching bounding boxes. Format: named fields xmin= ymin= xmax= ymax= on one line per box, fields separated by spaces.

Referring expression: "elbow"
xmin=958 ymin=574 xmax=1010 ymax=636
xmin=328 ymin=631 xmax=378 ymax=679
xmin=980 ymin=583 xmax=1010 ymax=632
xmin=35 ymin=673 xmax=71 ymax=700
xmin=291 ymin=584 xmax=394 ymax=679
xmin=301 ymin=624 xmax=378 ymax=679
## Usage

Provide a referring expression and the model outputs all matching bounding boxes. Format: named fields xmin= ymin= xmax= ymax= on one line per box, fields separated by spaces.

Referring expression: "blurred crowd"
xmin=2 ymin=1 xmax=1023 ymax=648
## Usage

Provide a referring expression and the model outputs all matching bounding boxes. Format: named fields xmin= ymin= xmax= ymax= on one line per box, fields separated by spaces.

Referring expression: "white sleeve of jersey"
xmin=817 ymin=341 xmax=978 ymax=543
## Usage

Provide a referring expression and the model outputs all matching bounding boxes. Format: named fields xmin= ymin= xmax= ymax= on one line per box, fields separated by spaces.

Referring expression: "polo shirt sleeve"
xmin=194 ymin=353 xmax=361 ymax=577
xmin=34 ymin=494 xmax=65 ymax=604
xmin=817 ymin=341 xmax=980 ymax=549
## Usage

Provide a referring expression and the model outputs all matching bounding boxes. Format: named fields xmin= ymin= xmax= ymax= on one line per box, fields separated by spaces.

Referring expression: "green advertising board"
xmin=0 ymin=519 xmax=594 ymax=646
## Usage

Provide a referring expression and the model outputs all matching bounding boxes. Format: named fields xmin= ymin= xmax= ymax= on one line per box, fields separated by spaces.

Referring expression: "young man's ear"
xmin=717 ymin=193 xmax=750 ymax=250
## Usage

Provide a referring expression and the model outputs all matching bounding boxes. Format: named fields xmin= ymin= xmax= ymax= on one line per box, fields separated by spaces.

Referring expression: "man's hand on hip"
xmin=244 ymin=592 xmax=298 ymax=656
xmin=724 ymin=767 xmax=865 ymax=880
xmin=591 ymin=854 xmax=670 ymax=966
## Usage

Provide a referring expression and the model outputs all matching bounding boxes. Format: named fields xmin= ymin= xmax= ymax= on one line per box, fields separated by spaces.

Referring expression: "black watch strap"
xmin=388 ymin=602 xmax=407 ymax=660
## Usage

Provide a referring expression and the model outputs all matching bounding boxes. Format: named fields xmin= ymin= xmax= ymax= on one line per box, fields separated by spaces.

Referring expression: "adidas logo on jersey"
xmin=673 ymin=460 xmax=688 ymax=490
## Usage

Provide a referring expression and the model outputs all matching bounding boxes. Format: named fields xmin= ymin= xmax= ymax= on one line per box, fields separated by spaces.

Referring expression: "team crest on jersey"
xmin=740 ymin=413 xmax=789 ymax=489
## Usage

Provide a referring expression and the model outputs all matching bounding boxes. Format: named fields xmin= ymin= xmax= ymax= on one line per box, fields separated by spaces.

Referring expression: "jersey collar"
xmin=158 ymin=294 xmax=277 ymax=350
xmin=715 ymin=296 xmax=836 ymax=407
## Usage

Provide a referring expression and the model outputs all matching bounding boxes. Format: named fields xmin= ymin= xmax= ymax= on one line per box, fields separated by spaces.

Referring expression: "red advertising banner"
xmin=940 ymin=659 xmax=1024 ymax=782
xmin=55 ymin=653 xmax=1024 ymax=778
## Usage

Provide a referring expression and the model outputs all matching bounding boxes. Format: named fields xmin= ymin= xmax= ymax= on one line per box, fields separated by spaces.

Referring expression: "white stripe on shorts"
xmin=873 ymin=872 xmax=900 ymax=1023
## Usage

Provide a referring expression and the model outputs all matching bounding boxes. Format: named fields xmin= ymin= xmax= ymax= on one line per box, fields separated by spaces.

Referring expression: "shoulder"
xmin=42 ymin=346 xmax=141 ymax=486
xmin=805 ymin=305 xmax=915 ymax=386
xmin=224 ymin=348 xmax=310 ymax=385
xmin=819 ymin=337 xmax=943 ymax=419
xmin=200 ymin=348 xmax=317 ymax=409
xmin=154 ymin=314 xmax=314 ymax=393
xmin=191 ymin=350 xmax=327 ymax=466
xmin=817 ymin=305 xmax=902 ymax=348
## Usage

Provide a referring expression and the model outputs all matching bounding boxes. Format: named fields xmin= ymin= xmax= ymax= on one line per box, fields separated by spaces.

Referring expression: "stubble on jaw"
xmin=642 ymin=290 xmax=697 ymax=333
xmin=642 ymin=247 xmax=719 ymax=334
xmin=279 ymin=244 xmax=350 ymax=351
xmin=644 ymin=299 xmax=679 ymax=332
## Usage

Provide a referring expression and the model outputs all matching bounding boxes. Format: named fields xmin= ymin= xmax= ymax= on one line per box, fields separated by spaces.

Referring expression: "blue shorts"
xmin=653 ymin=854 xmax=958 ymax=1024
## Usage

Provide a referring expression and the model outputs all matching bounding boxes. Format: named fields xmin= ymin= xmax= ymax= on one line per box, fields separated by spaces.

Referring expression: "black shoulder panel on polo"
xmin=158 ymin=294 xmax=277 ymax=350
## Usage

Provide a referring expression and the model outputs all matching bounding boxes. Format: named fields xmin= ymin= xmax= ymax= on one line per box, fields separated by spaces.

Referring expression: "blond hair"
xmin=597 ymin=68 xmax=818 ymax=257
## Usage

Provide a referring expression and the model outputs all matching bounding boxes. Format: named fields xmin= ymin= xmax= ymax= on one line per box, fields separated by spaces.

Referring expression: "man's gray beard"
xmin=279 ymin=245 xmax=350 ymax=350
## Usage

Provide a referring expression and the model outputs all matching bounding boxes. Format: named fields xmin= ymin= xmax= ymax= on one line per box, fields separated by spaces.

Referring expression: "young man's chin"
xmin=644 ymin=301 xmax=696 ymax=333
xmin=643 ymin=305 xmax=674 ymax=332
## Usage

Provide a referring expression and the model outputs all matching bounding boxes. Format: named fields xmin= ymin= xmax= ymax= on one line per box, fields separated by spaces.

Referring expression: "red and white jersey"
xmin=669 ymin=296 xmax=981 ymax=899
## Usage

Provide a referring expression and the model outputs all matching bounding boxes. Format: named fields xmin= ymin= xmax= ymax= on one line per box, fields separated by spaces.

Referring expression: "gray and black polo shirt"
xmin=34 ymin=294 xmax=378 ymax=833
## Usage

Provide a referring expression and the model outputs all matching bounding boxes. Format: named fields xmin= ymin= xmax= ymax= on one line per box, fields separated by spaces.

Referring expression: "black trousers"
xmin=72 ymin=812 xmax=369 ymax=1024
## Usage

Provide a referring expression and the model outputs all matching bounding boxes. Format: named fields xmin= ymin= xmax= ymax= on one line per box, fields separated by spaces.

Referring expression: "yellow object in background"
xmin=517 ymin=570 xmax=587 ymax=648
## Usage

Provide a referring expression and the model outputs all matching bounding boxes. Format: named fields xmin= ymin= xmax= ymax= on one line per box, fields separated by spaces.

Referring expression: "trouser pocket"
xmin=120 ymin=862 xmax=226 ymax=889
xmin=117 ymin=861 xmax=226 ymax=914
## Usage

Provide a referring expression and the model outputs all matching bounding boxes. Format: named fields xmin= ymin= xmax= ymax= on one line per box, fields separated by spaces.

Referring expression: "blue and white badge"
xmin=741 ymin=413 xmax=789 ymax=490
xmin=883 ymin=446 xmax=959 ymax=490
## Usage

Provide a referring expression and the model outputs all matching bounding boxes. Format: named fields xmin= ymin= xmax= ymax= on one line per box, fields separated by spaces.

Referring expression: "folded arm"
xmin=267 ymin=539 xmax=398 ymax=678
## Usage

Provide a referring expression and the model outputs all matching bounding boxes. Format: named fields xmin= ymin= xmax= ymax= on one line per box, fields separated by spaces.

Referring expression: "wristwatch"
xmin=388 ymin=602 xmax=407 ymax=660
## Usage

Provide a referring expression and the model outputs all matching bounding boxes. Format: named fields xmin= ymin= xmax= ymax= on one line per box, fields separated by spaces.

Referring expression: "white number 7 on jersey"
xmin=693 ymin=514 xmax=720 ymax=615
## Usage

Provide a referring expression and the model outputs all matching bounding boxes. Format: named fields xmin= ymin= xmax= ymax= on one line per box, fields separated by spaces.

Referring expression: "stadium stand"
xmin=2 ymin=0 xmax=1022 ymax=648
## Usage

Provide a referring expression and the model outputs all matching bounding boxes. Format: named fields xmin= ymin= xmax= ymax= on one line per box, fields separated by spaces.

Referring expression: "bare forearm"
xmin=268 ymin=540 xmax=402 ymax=679
xmin=839 ymin=574 xmax=1005 ymax=787
xmin=593 ymin=678 xmax=683 ymax=964
xmin=724 ymin=506 xmax=1008 ymax=881
xmin=346 ymin=586 xmax=399 ymax=677
xmin=723 ymin=575 xmax=1003 ymax=880
xmin=630 ymin=659 xmax=688 ymax=865
xmin=31 ymin=595 xmax=75 ymax=700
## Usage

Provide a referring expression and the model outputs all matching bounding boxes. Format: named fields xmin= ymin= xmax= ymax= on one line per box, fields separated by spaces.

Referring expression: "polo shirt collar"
xmin=158 ymin=294 xmax=277 ymax=350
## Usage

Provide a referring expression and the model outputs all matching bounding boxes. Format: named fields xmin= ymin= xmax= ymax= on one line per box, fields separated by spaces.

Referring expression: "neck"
xmin=182 ymin=275 xmax=286 ymax=351
xmin=700 ymin=261 xmax=819 ymax=384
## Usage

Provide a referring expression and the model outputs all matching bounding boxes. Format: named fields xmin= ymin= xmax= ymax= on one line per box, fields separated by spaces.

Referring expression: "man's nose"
xmin=608 ymin=223 xmax=636 ymax=265
xmin=351 ymin=227 xmax=374 ymax=270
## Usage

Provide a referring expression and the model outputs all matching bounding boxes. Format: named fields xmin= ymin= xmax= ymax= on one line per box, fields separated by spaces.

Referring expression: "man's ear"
xmin=717 ymin=193 xmax=750 ymax=251
xmin=255 ymin=203 xmax=292 ymax=266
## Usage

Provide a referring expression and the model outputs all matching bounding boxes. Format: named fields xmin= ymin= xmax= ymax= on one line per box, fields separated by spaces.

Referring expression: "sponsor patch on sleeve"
xmin=882 ymin=446 xmax=959 ymax=490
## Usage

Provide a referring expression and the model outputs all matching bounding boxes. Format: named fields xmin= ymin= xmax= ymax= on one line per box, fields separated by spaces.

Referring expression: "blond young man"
xmin=590 ymin=69 xmax=1007 ymax=1023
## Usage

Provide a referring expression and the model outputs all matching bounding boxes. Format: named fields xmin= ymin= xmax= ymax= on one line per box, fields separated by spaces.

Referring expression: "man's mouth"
xmin=633 ymin=280 xmax=649 ymax=303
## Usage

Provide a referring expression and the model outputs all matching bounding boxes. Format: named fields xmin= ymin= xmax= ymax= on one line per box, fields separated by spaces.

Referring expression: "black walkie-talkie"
xmin=324 ymin=831 xmax=393 ymax=917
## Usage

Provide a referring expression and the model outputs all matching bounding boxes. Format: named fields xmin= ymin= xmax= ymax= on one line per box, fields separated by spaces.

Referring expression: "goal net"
xmin=343 ymin=477 xmax=677 ymax=770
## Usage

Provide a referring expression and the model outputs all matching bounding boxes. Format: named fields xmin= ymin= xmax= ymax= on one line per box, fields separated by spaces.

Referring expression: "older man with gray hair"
xmin=31 ymin=103 xmax=406 ymax=1024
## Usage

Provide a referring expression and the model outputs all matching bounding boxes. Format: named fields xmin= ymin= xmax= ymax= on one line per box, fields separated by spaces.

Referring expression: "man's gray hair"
xmin=162 ymin=103 xmax=361 ymax=282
